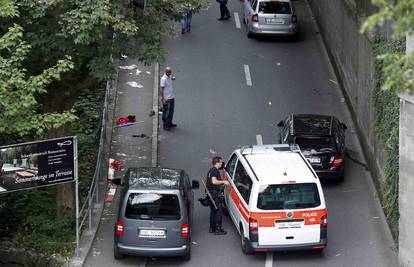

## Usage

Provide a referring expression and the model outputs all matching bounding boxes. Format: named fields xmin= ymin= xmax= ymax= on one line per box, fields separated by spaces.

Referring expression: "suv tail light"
xmin=249 ymin=217 xmax=258 ymax=231
xmin=251 ymin=14 xmax=258 ymax=22
xmin=116 ymin=221 xmax=124 ymax=236
xmin=320 ymin=214 xmax=327 ymax=228
xmin=330 ymin=155 xmax=343 ymax=169
xmin=291 ymin=15 xmax=297 ymax=23
xmin=181 ymin=224 xmax=189 ymax=238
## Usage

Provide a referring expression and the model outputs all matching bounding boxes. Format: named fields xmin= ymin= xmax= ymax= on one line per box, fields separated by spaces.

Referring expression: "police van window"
xmin=234 ymin=162 xmax=253 ymax=204
xmin=257 ymin=183 xmax=320 ymax=210
xmin=125 ymin=193 xmax=181 ymax=220
xmin=226 ymin=154 xmax=238 ymax=179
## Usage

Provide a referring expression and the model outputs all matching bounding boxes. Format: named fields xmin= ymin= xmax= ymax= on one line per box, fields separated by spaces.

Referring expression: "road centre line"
xmin=244 ymin=64 xmax=252 ymax=86
xmin=265 ymin=252 xmax=274 ymax=267
xmin=234 ymin=12 xmax=241 ymax=29
xmin=256 ymin=134 xmax=263 ymax=145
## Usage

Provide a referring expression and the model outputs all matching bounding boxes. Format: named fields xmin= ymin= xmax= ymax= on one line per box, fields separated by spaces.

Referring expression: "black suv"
xmin=277 ymin=114 xmax=347 ymax=182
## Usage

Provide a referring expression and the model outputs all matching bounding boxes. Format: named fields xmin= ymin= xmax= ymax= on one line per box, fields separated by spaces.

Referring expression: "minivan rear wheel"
xmin=183 ymin=241 xmax=191 ymax=261
xmin=114 ymin=244 xmax=124 ymax=260
xmin=240 ymin=227 xmax=254 ymax=255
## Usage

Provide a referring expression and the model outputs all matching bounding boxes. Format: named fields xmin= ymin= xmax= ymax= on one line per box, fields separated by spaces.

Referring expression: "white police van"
xmin=223 ymin=144 xmax=327 ymax=254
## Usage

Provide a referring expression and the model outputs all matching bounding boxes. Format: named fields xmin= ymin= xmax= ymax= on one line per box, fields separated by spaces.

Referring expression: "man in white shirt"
xmin=160 ymin=67 xmax=177 ymax=131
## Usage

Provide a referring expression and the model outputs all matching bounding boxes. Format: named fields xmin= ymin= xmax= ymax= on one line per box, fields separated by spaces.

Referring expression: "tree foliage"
xmin=361 ymin=0 xmax=412 ymax=93
xmin=0 ymin=1 xmax=76 ymax=139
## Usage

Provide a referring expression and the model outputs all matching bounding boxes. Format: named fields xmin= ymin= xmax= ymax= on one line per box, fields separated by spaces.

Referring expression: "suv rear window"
xmin=125 ymin=193 xmax=181 ymax=220
xmin=258 ymin=2 xmax=291 ymax=14
xmin=257 ymin=183 xmax=320 ymax=210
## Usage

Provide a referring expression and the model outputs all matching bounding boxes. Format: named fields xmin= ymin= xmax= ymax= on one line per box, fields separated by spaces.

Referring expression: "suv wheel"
xmin=114 ymin=244 xmax=124 ymax=260
xmin=240 ymin=227 xmax=254 ymax=254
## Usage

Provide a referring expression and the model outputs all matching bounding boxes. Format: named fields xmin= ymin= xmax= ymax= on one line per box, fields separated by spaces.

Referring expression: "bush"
xmin=373 ymin=37 xmax=404 ymax=241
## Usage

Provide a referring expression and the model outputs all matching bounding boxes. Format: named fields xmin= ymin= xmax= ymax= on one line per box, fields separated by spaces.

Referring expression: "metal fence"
xmin=75 ymin=76 xmax=114 ymax=257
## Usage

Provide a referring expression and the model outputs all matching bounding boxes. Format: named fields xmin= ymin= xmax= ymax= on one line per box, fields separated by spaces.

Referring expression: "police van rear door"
xmin=254 ymin=182 xmax=324 ymax=245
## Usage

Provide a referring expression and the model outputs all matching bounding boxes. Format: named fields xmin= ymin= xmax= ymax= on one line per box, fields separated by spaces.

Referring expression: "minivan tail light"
xmin=330 ymin=155 xmax=343 ymax=169
xmin=116 ymin=221 xmax=124 ymax=236
xmin=252 ymin=14 xmax=258 ymax=22
xmin=291 ymin=15 xmax=297 ymax=23
xmin=320 ymin=215 xmax=327 ymax=228
xmin=181 ymin=224 xmax=189 ymax=238
xmin=249 ymin=217 xmax=258 ymax=231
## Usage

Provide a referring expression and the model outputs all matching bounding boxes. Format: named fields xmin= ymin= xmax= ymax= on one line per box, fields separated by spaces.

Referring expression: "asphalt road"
xmin=153 ymin=0 xmax=398 ymax=267
xmin=84 ymin=0 xmax=399 ymax=266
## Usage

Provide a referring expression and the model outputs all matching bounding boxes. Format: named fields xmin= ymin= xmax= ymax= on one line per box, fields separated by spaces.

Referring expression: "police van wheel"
xmin=240 ymin=228 xmax=254 ymax=255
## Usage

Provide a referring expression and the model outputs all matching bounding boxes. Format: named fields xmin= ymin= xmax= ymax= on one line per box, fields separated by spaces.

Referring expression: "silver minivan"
xmin=113 ymin=167 xmax=199 ymax=261
xmin=243 ymin=0 xmax=298 ymax=38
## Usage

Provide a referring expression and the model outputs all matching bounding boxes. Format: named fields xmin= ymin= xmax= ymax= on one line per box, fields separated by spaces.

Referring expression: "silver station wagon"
xmin=243 ymin=0 xmax=298 ymax=38
xmin=113 ymin=167 xmax=199 ymax=261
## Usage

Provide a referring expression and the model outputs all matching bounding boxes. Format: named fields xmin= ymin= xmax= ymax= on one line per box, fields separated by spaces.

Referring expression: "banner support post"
xmin=74 ymin=137 xmax=80 ymax=258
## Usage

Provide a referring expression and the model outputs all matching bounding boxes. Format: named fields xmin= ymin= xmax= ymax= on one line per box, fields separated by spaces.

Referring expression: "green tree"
xmin=0 ymin=1 xmax=76 ymax=139
xmin=361 ymin=0 xmax=413 ymax=93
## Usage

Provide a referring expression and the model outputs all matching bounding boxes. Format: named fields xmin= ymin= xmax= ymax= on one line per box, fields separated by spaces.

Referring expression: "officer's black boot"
xmin=214 ymin=226 xmax=227 ymax=235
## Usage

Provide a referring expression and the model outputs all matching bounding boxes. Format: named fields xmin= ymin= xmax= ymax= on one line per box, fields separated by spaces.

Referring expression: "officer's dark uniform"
xmin=206 ymin=166 xmax=226 ymax=235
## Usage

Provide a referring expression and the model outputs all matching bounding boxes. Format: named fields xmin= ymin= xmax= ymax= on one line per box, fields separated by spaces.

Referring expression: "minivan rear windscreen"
xmin=257 ymin=183 xmax=320 ymax=210
xmin=258 ymin=2 xmax=291 ymax=14
xmin=125 ymin=193 xmax=181 ymax=220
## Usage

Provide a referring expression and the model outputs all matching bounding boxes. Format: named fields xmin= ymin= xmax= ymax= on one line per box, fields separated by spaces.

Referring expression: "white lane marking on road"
xmin=244 ymin=64 xmax=252 ymax=86
xmin=265 ymin=252 xmax=274 ymax=267
xmin=256 ymin=134 xmax=263 ymax=145
xmin=234 ymin=12 xmax=241 ymax=29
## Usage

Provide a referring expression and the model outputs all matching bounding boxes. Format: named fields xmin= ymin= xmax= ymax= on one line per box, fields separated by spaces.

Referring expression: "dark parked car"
xmin=113 ymin=167 xmax=199 ymax=261
xmin=277 ymin=114 xmax=347 ymax=182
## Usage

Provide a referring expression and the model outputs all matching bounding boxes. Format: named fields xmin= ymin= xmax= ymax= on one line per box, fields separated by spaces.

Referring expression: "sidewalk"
xmin=69 ymin=59 xmax=159 ymax=267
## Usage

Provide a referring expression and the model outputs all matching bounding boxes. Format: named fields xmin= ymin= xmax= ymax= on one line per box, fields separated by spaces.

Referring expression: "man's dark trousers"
xmin=209 ymin=199 xmax=223 ymax=230
xmin=219 ymin=2 xmax=230 ymax=18
xmin=162 ymin=98 xmax=175 ymax=128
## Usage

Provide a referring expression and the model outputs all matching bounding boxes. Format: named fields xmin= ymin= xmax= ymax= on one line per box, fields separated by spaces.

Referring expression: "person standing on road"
xmin=160 ymin=67 xmax=177 ymax=131
xmin=206 ymin=156 xmax=230 ymax=235
xmin=216 ymin=0 xmax=231 ymax=21
xmin=181 ymin=5 xmax=192 ymax=34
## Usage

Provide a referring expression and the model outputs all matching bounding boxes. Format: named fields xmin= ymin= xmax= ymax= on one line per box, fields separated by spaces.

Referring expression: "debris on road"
xmin=276 ymin=62 xmax=281 ymax=66
xmin=192 ymin=241 xmax=198 ymax=245
xmin=329 ymin=79 xmax=337 ymax=84
xmin=149 ymin=110 xmax=156 ymax=117
xmin=132 ymin=133 xmax=149 ymax=138
xmin=136 ymin=69 xmax=142 ymax=76
xmin=209 ymin=149 xmax=217 ymax=154
xmin=119 ymin=64 xmax=138 ymax=70
xmin=268 ymin=101 xmax=272 ymax=106
xmin=116 ymin=152 xmax=128 ymax=157
xmin=146 ymin=71 xmax=151 ymax=74
xmin=127 ymin=81 xmax=144 ymax=88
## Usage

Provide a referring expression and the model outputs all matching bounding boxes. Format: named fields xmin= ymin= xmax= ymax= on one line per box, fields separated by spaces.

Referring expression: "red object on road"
xmin=111 ymin=160 xmax=123 ymax=171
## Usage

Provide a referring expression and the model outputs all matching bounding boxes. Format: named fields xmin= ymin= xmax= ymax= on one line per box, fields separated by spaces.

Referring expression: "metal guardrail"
xmin=75 ymin=77 xmax=112 ymax=256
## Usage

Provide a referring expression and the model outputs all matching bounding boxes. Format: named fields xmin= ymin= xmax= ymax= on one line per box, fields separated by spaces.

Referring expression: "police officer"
xmin=206 ymin=156 xmax=229 ymax=235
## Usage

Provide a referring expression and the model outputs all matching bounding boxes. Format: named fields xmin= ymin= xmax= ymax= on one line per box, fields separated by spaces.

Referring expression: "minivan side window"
xmin=226 ymin=154 xmax=238 ymax=179
xmin=234 ymin=162 xmax=253 ymax=204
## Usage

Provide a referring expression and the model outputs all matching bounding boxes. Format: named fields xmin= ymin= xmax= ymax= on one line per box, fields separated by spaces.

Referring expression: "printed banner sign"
xmin=0 ymin=137 xmax=76 ymax=194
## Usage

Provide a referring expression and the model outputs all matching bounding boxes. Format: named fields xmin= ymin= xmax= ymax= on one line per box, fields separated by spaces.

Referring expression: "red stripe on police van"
xmin=250 ymin=209 xmax=327 ymax=227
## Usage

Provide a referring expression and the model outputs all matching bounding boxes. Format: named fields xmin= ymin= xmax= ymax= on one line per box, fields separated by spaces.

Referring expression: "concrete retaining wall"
xmin=307 ymin=0 xmax=388 ymax=186
xmin=398 ymin=92 xmax=414 ymax=267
